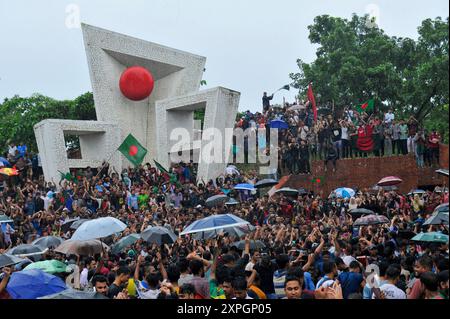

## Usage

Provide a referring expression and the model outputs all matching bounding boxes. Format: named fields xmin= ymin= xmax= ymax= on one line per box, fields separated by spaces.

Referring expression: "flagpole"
xmin=94 ymin=150 xmax=117 ymax=179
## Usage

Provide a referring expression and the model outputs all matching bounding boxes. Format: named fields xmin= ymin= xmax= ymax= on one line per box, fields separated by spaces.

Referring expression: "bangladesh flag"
xmin=118 ymin=134 xmax=147 ymax=167
xmin=311 ymin=176 xmax=326 ymax=185
xmin=153 ymin=160 xmax=169 ymax=174
xmin=356 ymin=99 xmax=374 ymax=113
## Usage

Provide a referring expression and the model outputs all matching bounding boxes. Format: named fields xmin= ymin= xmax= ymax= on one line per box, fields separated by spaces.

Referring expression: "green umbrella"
xmin=111 ymin=233 xmax=140 ymax=254
xmin=24 ymin=260 xmax=68 ymax=274
xmin=411 ymin=232 xmax=449 ymax=243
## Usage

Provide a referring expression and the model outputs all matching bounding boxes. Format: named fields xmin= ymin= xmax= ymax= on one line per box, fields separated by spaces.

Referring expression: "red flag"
xmin=307 ymin=83 xmax=317 ymax=121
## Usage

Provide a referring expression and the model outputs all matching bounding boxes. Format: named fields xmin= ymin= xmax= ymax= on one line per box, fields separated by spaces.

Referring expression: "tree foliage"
xmin=0 ymin=92 xmax=96 ymax=152
xmin=290 ymin=14 xmax=449 ymax=141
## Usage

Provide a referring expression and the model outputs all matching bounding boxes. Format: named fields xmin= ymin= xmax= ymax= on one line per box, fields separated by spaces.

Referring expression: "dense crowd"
xmin=233 ymin=94 xmax=442 ymax=175
xmin=1 ymin=146 xmax=448 ymax=299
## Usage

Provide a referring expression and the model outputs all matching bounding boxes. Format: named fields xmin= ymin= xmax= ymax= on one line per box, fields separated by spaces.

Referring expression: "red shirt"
xmin=428 ymin=132 xmax=440 ymax=148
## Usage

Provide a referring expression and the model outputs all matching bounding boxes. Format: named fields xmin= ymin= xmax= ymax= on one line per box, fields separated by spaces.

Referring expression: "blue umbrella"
xmin=6 ymin=269 xmax=67 ymax=299
xmin=234 ymin=183 xmax=255 ymax=191
xmin=180 ymin=214 xmax=250 ymax=236
xmin=269 ymin=119 xmax=289 ymax=129
xmin=333 ymin=187 xmax=355 ymax=198
xmin=0 ymin=157 xmax=10 ymax=166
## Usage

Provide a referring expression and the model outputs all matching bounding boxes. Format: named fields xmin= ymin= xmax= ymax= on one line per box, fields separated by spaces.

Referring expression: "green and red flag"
xmin=118 ymin=134 xmax=147 ymax=167
xmin=311 ymin=176 xmax=326 ymax=186
xmin=356 ymin=99 xmax=374 ymax=113
xmin=153 ymin=159 xmax=169 ymax=174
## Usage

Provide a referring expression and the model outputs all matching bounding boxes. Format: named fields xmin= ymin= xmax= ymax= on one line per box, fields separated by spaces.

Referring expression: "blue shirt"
xmin=17 ymin=145 xmax=27 ymax=157
xmin=303 ymin=271 xmax=315 ymax=291
xmin=338 ymin=272 xmax=363 ymax=299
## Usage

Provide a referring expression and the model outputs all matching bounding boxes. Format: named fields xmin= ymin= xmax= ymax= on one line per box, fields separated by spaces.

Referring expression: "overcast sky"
xmin=0 ymin=0 xmax=448 ymax=112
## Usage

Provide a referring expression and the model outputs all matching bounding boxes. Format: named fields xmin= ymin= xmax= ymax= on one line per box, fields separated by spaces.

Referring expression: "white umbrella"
xmin=71 ymin=217 xmax=127 ymax=241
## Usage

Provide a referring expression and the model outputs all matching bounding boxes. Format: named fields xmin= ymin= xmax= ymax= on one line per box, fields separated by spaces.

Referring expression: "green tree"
xmin=290 ymin=14 xmax=449 ymax=129
xmin=0 ymin=92 xmax=96 ymax=153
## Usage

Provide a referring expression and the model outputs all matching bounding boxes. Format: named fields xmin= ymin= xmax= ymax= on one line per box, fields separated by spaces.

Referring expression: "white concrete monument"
xmin=34 ymin=23 xmax=240 ymax=184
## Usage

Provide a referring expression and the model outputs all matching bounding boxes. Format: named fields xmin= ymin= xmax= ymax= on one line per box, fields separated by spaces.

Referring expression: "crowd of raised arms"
xmin=0 ymin=96 xmax=448 ymax=300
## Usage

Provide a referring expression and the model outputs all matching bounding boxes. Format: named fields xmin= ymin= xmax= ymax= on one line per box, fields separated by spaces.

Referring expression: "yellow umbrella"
xmin=0 ymin=167 xmax=19 ymax=176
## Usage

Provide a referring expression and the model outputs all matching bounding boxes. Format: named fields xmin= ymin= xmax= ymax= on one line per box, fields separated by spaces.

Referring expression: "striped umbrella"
xmin=377 ymin=176 xmax=403 ymax=186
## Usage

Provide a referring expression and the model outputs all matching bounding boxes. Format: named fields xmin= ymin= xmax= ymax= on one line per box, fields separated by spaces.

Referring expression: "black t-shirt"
xmin=331 ymin=127 xmax=342 ymax=142
xmin=107 ymin=283 xmax=122 ymax=299
xmin=254 ymin=262 xmax=277 ymax=294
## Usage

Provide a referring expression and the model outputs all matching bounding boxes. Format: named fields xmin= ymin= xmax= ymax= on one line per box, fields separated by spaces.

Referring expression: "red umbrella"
xmin=377 ymin=176 xmax=403 ymax=186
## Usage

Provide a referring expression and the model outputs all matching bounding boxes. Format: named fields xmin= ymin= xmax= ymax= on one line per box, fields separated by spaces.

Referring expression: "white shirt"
xmin=384 ymin=112 xmax=395 ymax=123
xmin=341 ymin=127 xmax=349 ymax=140
xmin=8 ymin=145 xmax=17 ymax=156
xmin=379 ymin=283 xmax=406 ymax=299
xmin=80 ymin=268 xmax=89 ymax=288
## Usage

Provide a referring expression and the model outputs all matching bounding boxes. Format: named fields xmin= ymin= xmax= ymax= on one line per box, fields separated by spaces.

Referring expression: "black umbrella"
xmin=0 ymin=254 xmax=25 ymax=268
xmin=254 ymin=179 xmax=279 ymax=189
xmin=232 ymin=240 xmax=266 ymax=250
xmin=70 ymin=219 xmax=89 ymax=230
xmin=141 ymin=226 xmax=177 ymax=245
xmin=205 ymin=195 xmax=229 ymax=207
xmin=32 ymin=236 xmax=64 ymax=250
xmin=423 ymin=212 xmax=449 ymax=226
xmin=298 ymin=188 xmax=308 ymax=195
xmin=7 ymin=244 xmax=45 ymax=262
xmin=349 ymin=208 xmax=374 ymax=215
xmin=60 ymin=218 xmax=80 ymax=233
xmin=398 ymin=230 xmax=417 ymax=240
xmin=39 ymin=289 xmax=108 ymax=299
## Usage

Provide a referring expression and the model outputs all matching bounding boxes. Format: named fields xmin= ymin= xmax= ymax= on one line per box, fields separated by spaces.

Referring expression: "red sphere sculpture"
xmin=119 ymin=66 xmax=154 ymax=101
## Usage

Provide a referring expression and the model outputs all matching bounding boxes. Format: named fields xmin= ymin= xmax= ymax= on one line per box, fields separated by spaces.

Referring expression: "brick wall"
xmin=285 ymin=154 xmax=444 ymax=196
xmin=440 ymin=144 xmax=449 ymax=169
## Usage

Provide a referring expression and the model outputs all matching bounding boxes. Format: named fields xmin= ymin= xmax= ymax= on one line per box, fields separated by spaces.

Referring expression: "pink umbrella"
xmin=377 ymin=176 xmax=403 ymax=186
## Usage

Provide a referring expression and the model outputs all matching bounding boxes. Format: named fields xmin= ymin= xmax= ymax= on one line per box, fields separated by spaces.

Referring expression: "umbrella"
xmin=372 ymin=185 xmax=398 ymax=191
xmin=434 ymin=203 xmax=449 ymax=214
xmin=0 ymin=214 xmax=13 ymax=223
xmin=254 ymin=179 xmax=279 ymax=189
xmin=8 ymin=244 xmax=45 ymax=258
xmin=39 ymin=289 xmax=108 ymax=299
xmin=111 ymin=233 xmax=141 ymax=254
xmin=60 ymin=218 xmax=80 ymax=232
xmin=71 ymin=217 xmax=127 ymax=241
xmin=225 ymin=198 xmax=240 ymax=206
xmin=232 ymin=240 xmax=266 ymax=250
xmin=397 ymin=230 xmax=417 ymax=240
xmin=70 ymin=219 xmax=89 ymax=230
xmin=411 ymin=232 xmax=449 ymax=243
xmin=435 ymin=169 xmax=449 ymax=177
xmin=0 ymin=157 xmax=10 ymax=166
xmin=141 ymin=226 xmax=177 ymax=245
xmin=434 ymin=186 xmax=449 ymax=193
xmin=55 ymin=239 xmax=109 ymax=256
xmin=234 ymin=183 xmax=255 ymax=191
xmin=349 ymin=208 xmax=374 ymax=215
xmin=0 ymin=254 xmax=25 ymax=268
xmin=274 ymin=187 xmax=299 ymax=196
xmin=298 ymin=188 xmax=308 ymax=195
xmin=288 ymin=104 xmax=306 ymax=111
xmin=224 ymin=165 xmax=240 ymax=176
xmin=269 ymin=119 xmax=289 ymax=129
xmin=180 ymin=214 xmax=250 ymax=236
xmin=6 ymin=269 xmax=67 ymax=299
xmin=32 ymin=236 xmax=64 ymax=250
xmin=205 ymin=194 xmax=229 ymax=207
xmin=333 ymin=187 xmax=355 ymax=198
xmin=408 ymin=189 xmax=426 ymax=196
xmin=423 ymin=212 xmax=449 ymax=226
xmin=24 ymin=260 xmax=68 ymax=274
xmin=0 ymin=167 xmax=19 ymax=176
xmin=193 ymin=224 xmax=256 ymax=240
xmin=377 ymin=176 xmax=403 ymax=186
xmin=353 ymin=214 xmax=390 ymax=227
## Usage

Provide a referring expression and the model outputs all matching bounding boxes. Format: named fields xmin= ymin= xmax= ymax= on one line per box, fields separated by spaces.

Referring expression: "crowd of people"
xmin=233 ymin=94 xmax=442 ymax=175
xmin=1 ymin=145 xmax=448 ymax=299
